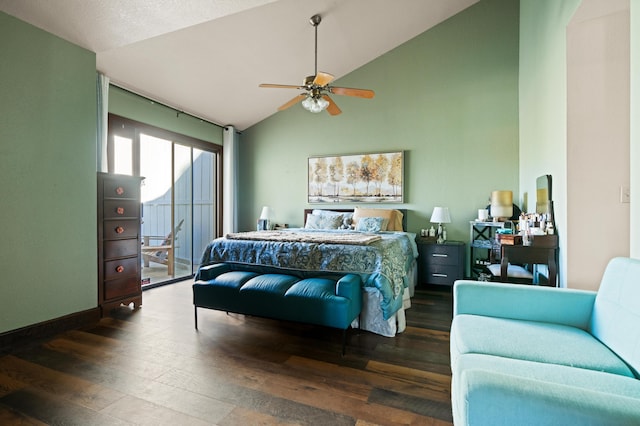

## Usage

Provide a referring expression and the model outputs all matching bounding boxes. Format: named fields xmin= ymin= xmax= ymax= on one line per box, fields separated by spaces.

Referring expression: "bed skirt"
xmin=352 ymin=262 xmax=417 ymax=337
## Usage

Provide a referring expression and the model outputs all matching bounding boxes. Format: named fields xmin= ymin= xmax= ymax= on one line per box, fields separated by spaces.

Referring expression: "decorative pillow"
xmin=487 ymin=264 xmax=534 ymax=279
xmin=353 ymin=207 xmax=403 ymax=231
xmin=304 ymin=213 xmax=343 ymax=230
xmin=355 ymin=216 xmax=387 ymax=233
xmin=312 ymin=209 xmax=353 ymax=222
xmin=340 ymin=216 xmax=354 ymax=230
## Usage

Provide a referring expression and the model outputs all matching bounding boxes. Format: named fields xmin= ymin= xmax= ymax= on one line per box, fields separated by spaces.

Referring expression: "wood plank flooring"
xmin=0 ymin=281 xmax=454 ymax=425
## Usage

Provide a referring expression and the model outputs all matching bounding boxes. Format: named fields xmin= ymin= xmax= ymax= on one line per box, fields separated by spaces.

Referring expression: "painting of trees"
xmin=328 ymin=156 xmax=344 ymax=196
xmin=308 ymin=151 xmax=403 ymax=203
xmin=346 ymin=161 xmax=359 ymax=195
xmin=387 ymin=152 xmax=403 ymax=197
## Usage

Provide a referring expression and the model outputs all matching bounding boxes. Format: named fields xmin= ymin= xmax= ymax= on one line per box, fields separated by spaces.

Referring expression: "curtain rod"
xmin=109 ymin=82 xmax=227 ymax=130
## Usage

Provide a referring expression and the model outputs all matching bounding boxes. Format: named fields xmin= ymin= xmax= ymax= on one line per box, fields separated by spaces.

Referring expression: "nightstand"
xmin=416 ymin=238 xmax=465 ymax=286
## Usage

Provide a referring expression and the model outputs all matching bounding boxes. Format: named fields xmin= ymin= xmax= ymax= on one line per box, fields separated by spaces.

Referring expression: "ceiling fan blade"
xmin=278 ymin=94 xmax=306 ymax=111
xmin=329 ymin=86 xmax=375 ymax=99
xmin=260 ymin=83 xmax=303 ymax=89
xmin=313 ymin=72 xmax=334 ymax=87
xmin=323 ymin=95 xmax=341 ymax=116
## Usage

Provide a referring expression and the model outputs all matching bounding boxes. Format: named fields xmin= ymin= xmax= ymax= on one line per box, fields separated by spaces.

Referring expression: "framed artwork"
xmin=308 ymin=151 xmax=404 ymax=204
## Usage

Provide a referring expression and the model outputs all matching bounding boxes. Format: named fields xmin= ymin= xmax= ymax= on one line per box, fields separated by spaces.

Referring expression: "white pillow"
xmin=487 ymin=264 xmax=534 ymax=279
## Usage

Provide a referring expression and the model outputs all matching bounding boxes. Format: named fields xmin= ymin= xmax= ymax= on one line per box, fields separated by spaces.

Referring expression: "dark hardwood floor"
xmin=0 ymin=281 xmax=453 ymax=425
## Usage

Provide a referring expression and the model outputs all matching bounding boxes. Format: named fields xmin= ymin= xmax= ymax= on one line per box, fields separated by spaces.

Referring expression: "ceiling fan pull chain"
xmin=314 ymin=17 xmax=318 ymax=77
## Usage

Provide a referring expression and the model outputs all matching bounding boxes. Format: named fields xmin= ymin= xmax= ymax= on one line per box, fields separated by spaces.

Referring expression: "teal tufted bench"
xmin=193 ymin=263 xmax=362 ymax=354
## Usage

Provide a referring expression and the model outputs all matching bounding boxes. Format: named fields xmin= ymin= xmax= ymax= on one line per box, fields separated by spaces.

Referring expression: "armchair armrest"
xmin=453 ymin=280 xmax=596 ymax=330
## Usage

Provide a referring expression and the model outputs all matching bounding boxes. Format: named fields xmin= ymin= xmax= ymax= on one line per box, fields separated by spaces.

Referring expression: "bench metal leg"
xmin=194 ymin=306 xmax=198 ymax=330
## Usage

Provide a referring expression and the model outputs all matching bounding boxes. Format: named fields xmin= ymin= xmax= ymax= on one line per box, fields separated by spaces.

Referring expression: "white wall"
xmin=567 ymin=0 xmax=630 ymax=290
xmin=631 ymin=0 xmax=640 ymax=258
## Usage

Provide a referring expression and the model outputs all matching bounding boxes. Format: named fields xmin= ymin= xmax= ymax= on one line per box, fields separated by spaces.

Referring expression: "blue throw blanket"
xmin=199 ymin=229 xmax=418 ymax=320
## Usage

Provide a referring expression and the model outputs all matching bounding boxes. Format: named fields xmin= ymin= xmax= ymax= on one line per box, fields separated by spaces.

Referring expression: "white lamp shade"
xmin=259 ymin=206 xmax=272 ymax=220
xmin=490 ymin=205 xmax=513 ymax=219
xmin=430 ymin=207 xmax=451 ymax=224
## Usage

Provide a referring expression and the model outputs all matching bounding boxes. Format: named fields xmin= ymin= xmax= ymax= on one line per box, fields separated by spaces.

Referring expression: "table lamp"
xmin=258 ymin=206 xmax=272 ymax=230
xmin=490 ymin=190 xmax=513 ymax=221
xmin=430 ymin=207 xmax=451 ymax=244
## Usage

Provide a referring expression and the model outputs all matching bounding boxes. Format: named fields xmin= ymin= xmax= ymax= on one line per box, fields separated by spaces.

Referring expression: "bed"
xmin=199 ymin=207 xmax=418 ymax=337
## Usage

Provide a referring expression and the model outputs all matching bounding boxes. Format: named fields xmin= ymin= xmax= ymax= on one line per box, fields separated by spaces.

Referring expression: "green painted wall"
xmin=0 ymin=12 xmax=97 ymax=333
xmin=240 ymin=0 xmax=520 ymax=244
xmin=518 ymin=0 xmax=581 ymax=288
xmin=108 ymin=86 xmax=223 ymax=145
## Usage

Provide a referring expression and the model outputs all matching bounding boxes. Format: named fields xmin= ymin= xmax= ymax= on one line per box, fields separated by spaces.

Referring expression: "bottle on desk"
xmin=546 ymin=222 xmax=555 ymax=235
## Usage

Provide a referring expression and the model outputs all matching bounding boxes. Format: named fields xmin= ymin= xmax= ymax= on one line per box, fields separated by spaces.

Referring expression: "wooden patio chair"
xmin=141 ymin=219 xmax=184 ymax=275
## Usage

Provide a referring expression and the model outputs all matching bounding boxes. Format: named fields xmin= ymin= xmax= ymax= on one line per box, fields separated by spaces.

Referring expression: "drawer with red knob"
xmin=103 ymin=199 xmax=140 ymax=219
xmin=103 ymin=219 xmax=139 ymax=239
xmin=104 ymin=256 xmax=139 ymax=280
xmin=102 ymin=178 xmax=140 ymax=200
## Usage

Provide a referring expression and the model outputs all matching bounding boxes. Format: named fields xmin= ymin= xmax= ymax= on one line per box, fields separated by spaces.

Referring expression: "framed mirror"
xmin=536 ymin=174 xmax=553 ymax=220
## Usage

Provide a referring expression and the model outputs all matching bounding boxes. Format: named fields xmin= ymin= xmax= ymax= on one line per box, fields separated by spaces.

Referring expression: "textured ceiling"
xmin=1 ymin=0 xmax=478 ymax=130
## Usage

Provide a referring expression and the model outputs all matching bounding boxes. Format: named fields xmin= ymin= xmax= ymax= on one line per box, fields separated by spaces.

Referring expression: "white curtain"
xmin=223 ymin=126 xmax=239 ymax=233
xmin=96 ymin=72 xmax=109 ymax=172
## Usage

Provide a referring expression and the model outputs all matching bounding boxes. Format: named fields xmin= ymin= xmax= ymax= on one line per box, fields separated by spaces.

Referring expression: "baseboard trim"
xmin=0 ymin=308 xmax=101 ymax=355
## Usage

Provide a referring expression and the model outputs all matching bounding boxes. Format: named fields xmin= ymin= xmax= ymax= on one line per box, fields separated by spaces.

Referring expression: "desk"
xmin=500 ymin=235 xmax=558 ymax=286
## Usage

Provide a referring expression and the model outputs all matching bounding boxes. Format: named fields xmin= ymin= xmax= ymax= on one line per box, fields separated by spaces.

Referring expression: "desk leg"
xmin=500 ymin=257 xmax=509 ymax=282
xmin=547 ymin=258 xmax=557 ymax=287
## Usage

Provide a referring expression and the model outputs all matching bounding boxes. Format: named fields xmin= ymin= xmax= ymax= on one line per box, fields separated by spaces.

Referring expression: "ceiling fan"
xmin=259 ymin=14 xmax=375 ymax=116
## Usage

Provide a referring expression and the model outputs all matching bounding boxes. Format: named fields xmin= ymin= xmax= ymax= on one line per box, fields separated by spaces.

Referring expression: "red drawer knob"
xmin=115 ymin=226 xmax=125 ymax=234
xmin=115 ymin=186 xmax=125 ymax=195
xmin=116 ymin=207 xmax=125 ymax=215
xmin=116 ymin=265 xmax=125 ymax=273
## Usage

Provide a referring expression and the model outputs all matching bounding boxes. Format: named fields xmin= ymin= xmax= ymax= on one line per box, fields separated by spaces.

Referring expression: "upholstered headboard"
xmin=304 ymin=208 xmax=408 ymax=231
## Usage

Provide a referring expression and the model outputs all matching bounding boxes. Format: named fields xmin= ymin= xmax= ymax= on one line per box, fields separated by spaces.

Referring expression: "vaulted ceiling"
xmin=0 ymin=0 xmax=478 ymax=130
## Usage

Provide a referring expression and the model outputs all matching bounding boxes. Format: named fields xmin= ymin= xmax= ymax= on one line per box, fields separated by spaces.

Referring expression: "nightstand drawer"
xmin=426 ymin=265 xmax=464 ymax=285
xmin=423 ymin=244 xmax=462 ymax=266
xmin=416 ymin=239 xmax=465 ymax=286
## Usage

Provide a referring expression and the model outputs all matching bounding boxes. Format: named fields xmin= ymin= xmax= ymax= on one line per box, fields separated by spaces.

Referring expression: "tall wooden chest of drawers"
xmin=416 ymin=239 xmax=465 ymax=286
xmin=97 ymin=172 xmax=143 ymax=316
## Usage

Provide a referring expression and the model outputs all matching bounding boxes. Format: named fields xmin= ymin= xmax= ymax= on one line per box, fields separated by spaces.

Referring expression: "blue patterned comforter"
xmin=199 ymin=229 xmax=418 ymax=320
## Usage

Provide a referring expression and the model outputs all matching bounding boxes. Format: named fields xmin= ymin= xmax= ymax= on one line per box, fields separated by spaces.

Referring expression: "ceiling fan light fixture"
xmin=302 ymin=95 xmax=329 ymax=113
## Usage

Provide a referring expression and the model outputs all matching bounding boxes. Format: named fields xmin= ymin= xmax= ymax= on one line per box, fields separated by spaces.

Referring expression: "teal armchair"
xmin=450 ymin=257 xmax=640 ymax=425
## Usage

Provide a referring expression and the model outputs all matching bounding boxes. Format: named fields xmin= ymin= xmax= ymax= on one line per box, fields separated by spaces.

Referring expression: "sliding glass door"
xmin=109 ymin=114 xmax=221 ymax=287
